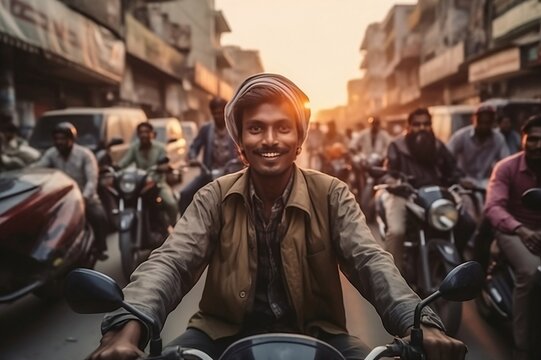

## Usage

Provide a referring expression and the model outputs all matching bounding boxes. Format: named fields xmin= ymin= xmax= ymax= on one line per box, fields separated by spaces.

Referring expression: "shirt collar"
xmin=224 ymin=164 xmax=312 ymax=216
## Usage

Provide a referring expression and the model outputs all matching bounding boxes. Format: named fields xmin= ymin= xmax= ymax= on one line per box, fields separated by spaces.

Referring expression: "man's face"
xmin=523 ymin=126 xmax=541 ymax=161
xmin=137 ymin=126 xmax=153 ymax=146
xmin=240 ymin=101 xmax=300 ymax=178
xmin=499 ymin=117 xmax=513 ymax=133
xmin=408 ymin=114 xmax=432 ymax=134
xmin=211 ymin=105 xmax=226 ymax=128
xmin=53 ymin=133 xmax=73 ymax=155
xmin=475 ymin=112 xmax=495 ymax=137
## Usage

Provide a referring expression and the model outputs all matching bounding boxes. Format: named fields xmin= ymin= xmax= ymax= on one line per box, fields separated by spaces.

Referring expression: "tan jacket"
xmin=102 ymin=166 xmax=443 ymax=343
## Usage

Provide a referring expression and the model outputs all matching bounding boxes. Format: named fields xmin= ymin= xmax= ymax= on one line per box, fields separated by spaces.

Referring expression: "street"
xmin=0 ymin=162 xmax=512 ymax=360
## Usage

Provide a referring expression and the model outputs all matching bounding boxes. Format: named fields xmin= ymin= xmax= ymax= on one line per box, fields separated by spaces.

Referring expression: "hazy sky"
xmin=216 ymin=0 xmax=415 ymax=114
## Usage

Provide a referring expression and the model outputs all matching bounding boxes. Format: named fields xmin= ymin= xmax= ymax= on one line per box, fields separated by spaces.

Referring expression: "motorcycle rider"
xmin=117 ymin=122 xmax=178 ymax=227
xmin=498 ymin=114 xmax=521 ymax=154
xmin=0 ymin=118 xmax=40 ymax=170
xmin=89 ymin=74 xmax=465 ymax=360
xmin=178 ymin=97 xmax=237 ymax=215
xmin=447 ymin=105 xmax=509 ymax=188
xmin=34 ymin=122 xmax=108 ymax=260
xmin=484 ymin=115 xmax=541 ymax=360
xmin=383 ymin=108 xmax=463 ymax=274
xmin=350 ymin=116 xmax=391 ymax=158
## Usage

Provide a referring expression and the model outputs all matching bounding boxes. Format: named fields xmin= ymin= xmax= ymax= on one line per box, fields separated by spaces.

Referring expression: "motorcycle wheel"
xmin=427 ymin=249 xmax=462 ymax=336
xmin=119 ymin=228 xmax=141 ymax=281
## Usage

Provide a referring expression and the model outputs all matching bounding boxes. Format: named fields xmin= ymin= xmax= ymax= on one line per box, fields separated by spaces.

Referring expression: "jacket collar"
xmin=224 ymin=164 xmax=312 ymax=216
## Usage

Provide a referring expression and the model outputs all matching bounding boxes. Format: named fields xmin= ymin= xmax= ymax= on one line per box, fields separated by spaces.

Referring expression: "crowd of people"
xmin=1 ymin=72 xmax=539 ymax=360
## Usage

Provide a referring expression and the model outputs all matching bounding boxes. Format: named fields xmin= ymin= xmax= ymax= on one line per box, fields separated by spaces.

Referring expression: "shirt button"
xmin=239 ymin=291 xmax=246 ymax=298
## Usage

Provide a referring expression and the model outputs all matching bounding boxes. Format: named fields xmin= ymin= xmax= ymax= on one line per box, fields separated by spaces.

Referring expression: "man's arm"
xmin=82 ymin=149 xmax=99 ymax=199
xmin=32 ymin=148 xmax=54 ymax=168
xmin=117 ymin=145 xmax=135 ymax=169
xmin=484 ymin=160 xmax=521 ymax=233
xmin=188 ymin=124 xmax=207 ymax=160
xmin=329 ymin=180 xmax=444 ymax=336
xmin=101 ymin=182 xmax=220 ymax=344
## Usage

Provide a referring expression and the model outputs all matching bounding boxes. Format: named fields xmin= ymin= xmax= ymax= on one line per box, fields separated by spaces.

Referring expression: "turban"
xmin=224 ymin=73 xmax=311 ymax=147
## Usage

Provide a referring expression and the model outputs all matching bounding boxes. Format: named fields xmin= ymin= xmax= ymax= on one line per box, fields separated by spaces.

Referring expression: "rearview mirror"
xmin=64 ymin=268 xmax=123 ymax=314
xmin=521 ymin=188 xmax=541 ymax=211
xmin=438 ymin=261 xmax=484 ymax=302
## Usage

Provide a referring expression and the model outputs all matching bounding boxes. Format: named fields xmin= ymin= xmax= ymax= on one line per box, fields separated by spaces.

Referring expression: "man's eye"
xmin=249 ymin=126 xmax=262 ymax=133
xmin=279 ymin=125 xmax=291 ymax=132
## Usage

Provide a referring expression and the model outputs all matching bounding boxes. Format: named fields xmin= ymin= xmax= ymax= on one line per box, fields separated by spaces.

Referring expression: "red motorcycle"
xmin=0 ymin=167 xmax=96 ymax=302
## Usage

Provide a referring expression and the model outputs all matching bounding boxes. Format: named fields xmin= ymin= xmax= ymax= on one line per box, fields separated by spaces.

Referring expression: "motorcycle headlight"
xmin=428 ymin=199 xmax=459 ymax=231
xmin=119 ymin=175 xmax=137 ymax=194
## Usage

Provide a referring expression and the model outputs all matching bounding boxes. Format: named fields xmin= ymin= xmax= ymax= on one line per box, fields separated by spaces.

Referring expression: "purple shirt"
xmin=485 ymin=152 xmax=541 ymax=233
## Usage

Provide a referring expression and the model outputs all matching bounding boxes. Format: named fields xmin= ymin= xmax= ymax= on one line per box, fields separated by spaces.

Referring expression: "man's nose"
xmin=262 ymin=128 xmax=278 ymax=145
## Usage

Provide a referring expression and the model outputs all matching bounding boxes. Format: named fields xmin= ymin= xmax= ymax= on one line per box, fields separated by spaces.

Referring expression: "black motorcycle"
xmin=373 ymin=175 xmax=467 ymax=335
xmin=99 ymin=157 xmax=172 ymax=280
xmin=65 ymin=261 xmax=483 ymax=360
xmin=475 ymin=188 xmax=541 ymax=357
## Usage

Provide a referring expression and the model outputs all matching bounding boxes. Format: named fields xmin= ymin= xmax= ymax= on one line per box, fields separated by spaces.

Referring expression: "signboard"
xmin=125 ymin=14 xmax=186 ymax=80
xmin=468 ymin=47 xmax=521 ymax=82
xmin=0 ymin=0 xmax=125 ymax=83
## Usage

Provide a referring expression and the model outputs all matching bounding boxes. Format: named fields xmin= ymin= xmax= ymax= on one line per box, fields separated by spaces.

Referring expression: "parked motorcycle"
xmin=475 ymin=187 xmax=541 ymax=357
xmin=65 ymin=260 xmax=483 ymax=360
xmin=99 ymin=157 xmax=173 ymax=280
xmin=373 ymin=173 xmax=467 ymax=335
xmin=0 ymin=168 xmax=96 ymax=302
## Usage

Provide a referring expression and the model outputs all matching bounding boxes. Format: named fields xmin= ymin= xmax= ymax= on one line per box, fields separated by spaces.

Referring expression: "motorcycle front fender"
xmin=428 ymin=239 xmax=461 ymax=268
xmin=117 ymin=209 xmax=137 ymax=232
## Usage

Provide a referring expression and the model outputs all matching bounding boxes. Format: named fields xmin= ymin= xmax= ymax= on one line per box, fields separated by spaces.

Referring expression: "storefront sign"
xmin=468 ymin=47 xmax=521 ymax=83
xmin=0 ymin=0 xmax=125 ymax=83
xmin=419 ymin=42 xmax=464 ymax=87
xmin=126 ymin=15 xmax=186 ymax=80
xmin=62 ymin=0 xmax=122 ymax=36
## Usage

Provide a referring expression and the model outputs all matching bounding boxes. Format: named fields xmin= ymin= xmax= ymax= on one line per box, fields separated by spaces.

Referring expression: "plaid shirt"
xmin=246 ymin=173 xmax=296 ymax=331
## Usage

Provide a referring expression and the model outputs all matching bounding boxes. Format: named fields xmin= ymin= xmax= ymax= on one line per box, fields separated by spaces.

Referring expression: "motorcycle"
xmin=373 ymin=172 xmax=467 ymax=335
xmin=475 ymin=187 xmax=541 ymax=358
xmin=0 ymin=167 xmax=96 ymax=302
xmin=321 ymin=142 xmax=359 ymax=198
xmin=65 ymin=261 xmax=483 ymax=359
xmin=352 ymin=152 xmax=385 ymax=222
xmin=99 ymin=157 xmax=173 ymax=280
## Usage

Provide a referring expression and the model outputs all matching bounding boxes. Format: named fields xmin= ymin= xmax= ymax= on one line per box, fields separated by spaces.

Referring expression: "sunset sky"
xmin=216 ymin=0 xmax=415 ymax=115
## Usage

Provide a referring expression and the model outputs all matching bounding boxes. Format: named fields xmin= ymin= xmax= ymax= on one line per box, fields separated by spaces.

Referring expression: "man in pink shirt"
xmin=485 ymin=115 xmax=541 ymax=359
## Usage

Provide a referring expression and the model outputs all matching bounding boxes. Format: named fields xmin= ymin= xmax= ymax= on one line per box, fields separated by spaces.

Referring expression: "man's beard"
xmin=526 ymin=156 xmax=541 ymax=177
xmin=406 ymin=130 xmax=437 ymax=166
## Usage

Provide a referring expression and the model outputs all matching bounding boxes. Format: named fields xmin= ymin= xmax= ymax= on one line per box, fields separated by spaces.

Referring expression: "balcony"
xmin=419 ymin=42 xmax=465 ymax=87
xmin=492 ymin=0 xmax=541 ymax=40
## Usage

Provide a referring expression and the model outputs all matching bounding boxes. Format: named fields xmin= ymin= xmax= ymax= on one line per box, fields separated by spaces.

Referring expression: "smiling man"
xmin=90 ymin=74 xmax=466 ymax=360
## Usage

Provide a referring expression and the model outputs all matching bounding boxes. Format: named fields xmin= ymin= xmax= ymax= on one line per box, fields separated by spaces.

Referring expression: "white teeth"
xmin=261 ymin=152 xmax=280 ymax=158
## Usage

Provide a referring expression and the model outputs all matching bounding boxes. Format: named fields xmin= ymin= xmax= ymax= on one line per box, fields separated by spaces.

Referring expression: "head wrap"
xmin=224 ymin=73 xmax=311 ymax=147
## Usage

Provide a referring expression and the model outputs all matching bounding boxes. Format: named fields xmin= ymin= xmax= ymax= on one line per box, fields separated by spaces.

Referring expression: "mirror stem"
xmin=122 ymin=302 xmax=162 ymax=356
xmin=413 ymin=290 xmax=441 ymax=329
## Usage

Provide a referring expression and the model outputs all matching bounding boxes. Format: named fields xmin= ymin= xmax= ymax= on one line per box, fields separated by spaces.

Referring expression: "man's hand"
xmin=86 ymin=320 xmax=144 ymax=360
xmin=404 ymin=325 xmax=467 ymax=360
xmin=515 ymin=225 xmax=541 ymax=255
